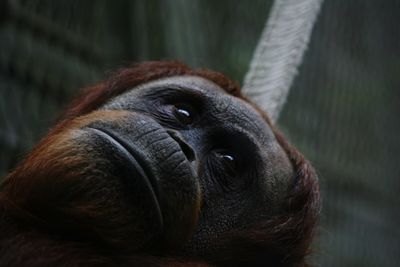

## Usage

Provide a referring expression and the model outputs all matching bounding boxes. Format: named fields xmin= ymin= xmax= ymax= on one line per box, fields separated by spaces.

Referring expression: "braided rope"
xmin=242 ymin=0 xmax=324 ymax=123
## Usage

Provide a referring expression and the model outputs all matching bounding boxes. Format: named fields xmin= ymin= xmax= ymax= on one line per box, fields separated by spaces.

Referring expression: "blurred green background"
xmin=0 ymin=0 xmax=399 ymax=266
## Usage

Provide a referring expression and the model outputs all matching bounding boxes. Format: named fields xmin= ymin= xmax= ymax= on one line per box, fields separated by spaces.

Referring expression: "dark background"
xmin=1 ymin=1 xmax=399 ymax=266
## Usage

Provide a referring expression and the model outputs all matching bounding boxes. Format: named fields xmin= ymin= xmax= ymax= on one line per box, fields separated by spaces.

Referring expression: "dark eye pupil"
xmin=216 ymin=150 xmax=236 ymax=165
xmin=221 ymin=154 xmax=235 ymax=162
xmin=177 ymin=108 xmax=190 ymax=118
xmin=174 ymin=105 xmax=193 ymax=124
xmin=217 ymin=151 xmax=237 ymax=171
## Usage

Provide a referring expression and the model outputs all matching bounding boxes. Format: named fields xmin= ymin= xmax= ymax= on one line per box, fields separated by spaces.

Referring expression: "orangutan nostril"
xmin=167 ymin=130 xmax=196 ymax=163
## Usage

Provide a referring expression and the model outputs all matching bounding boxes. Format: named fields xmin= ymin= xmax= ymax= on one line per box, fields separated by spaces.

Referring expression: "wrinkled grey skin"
xmin=98 ymin=76 xmax=294 ymax=255
xmin=0 ymin=74 xmax=297 ymax=267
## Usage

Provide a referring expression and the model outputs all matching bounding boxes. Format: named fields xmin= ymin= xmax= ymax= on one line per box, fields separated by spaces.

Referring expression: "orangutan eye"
xmin=173 ymin=104 xmax=195 ymax=125
xmin=215 ymin=149 xmax=237 ymax=170
xmin=219 ymin=153 xmax=235 ymax=162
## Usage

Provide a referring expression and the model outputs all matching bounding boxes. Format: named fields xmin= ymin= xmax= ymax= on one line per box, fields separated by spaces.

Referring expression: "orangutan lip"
xmin=86 ymin=127 xmax=162 ymax=226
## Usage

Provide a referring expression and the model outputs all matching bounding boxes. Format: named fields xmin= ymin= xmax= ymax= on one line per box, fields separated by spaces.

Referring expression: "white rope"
xmin=242 ymin=0 xmax=324 ymax=123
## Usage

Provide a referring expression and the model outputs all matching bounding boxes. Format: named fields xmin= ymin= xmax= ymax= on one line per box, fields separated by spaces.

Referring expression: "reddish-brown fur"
xmin=0 ymin=61 xmax=320 ymax=266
